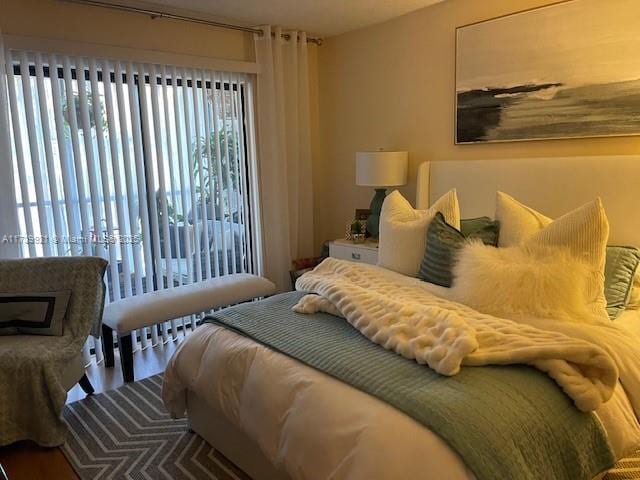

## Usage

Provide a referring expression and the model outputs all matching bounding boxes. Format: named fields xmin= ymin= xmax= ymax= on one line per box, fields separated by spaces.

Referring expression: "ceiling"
xmin=141 ymin=0 xmax=446 ymax=36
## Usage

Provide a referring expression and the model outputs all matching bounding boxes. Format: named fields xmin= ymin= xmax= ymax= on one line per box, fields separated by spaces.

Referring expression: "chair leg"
xmin=118 ymin=333 xmax=135 ymax=383
xmin=79 ymin=374 xmax=95 ymax=395
xmin=102 ymin=324 xmax=115 ymax=368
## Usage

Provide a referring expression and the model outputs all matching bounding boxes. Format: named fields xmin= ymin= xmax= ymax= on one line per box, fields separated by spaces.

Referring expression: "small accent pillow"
xmin=419 ymin=212 xmax=499 ymax=287
xmin=451 ymin=241 xmax=598 ymax=323
xmin=604 ymin=246 xmax=640 ymax=319
xmin=378 ymin=189 xmax=460 ymax=277
xmin=495 ymin=192 xmax=610 ymax=321
xmin=0 ymin=291 xmax=71 ymax=336
xmin=460 ymin=217 xmax=500 ymax=244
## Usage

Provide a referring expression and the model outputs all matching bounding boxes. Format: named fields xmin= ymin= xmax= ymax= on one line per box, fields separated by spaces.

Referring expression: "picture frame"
xmin=455 ymin=0 xmax=640 ymax=144
xmin=355 ymin=208 xmax=370 ymax=221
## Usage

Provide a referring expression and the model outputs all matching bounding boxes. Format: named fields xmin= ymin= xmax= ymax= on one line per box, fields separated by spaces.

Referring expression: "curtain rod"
xmin=60 ymin=0 xmax=323 ymax=45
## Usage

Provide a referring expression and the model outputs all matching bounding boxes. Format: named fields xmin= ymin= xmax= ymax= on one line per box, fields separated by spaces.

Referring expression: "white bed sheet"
xmin=164 ymin=323 xmax=476 ymax=480
xmin=163 ymin=299 xmax=640 ymax=480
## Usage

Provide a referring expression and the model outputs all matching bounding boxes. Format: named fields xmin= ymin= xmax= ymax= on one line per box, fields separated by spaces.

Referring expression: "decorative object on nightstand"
xmin=356 ymin=150 xmax=408 ymax=238
xmin=329 ymin=238 xmax=379 ymax=265
xmin=346 ymin=218 xmax=367 ymax=243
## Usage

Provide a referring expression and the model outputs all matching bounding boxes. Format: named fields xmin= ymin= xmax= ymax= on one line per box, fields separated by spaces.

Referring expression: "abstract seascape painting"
xmin=455 ymin=0 xmax=640 ymax=144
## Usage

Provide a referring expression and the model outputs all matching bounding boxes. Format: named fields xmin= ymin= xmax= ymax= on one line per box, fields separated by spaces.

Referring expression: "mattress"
xmin=163 ymin=299 xmax=640 ymax=480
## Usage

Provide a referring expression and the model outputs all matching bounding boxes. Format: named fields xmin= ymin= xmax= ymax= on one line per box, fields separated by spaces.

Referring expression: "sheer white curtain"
xmin=254 ymin=26 xmax=315 ymax=292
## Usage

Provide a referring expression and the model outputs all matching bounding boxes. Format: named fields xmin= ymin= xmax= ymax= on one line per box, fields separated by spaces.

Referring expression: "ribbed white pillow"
xmin=378 ymin=189 xmax=460 ymax=277
xmin=495 ymin=192 xmax=552 ymax=247
xmin=495 ymin=192 xmax=610 ymax=321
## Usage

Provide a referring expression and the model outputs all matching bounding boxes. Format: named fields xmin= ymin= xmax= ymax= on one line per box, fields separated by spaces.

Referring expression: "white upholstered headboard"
xmin=416 ymin=156 xmax=640 ymax=247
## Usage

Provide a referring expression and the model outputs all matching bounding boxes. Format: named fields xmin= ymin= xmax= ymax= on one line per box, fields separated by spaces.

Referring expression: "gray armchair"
xmin=0 ymin=256 xmax=108 ymax=447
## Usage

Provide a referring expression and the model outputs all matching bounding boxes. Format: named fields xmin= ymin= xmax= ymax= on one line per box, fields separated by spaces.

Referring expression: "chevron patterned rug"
xmin=606 ymin=455 xmax=640 ymax=480
xmin=61 ymin=374 xmax=640 ymax=480
xmin=61 ymin=374 xmax=249 ymax=480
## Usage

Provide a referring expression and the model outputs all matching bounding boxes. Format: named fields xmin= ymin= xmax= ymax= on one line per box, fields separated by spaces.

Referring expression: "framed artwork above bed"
xmin=455 ymin=0 xmax=640 ymax=144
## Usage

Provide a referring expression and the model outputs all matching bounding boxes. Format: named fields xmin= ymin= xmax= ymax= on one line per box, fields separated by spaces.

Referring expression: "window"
xmin=4 ymin=49 xmax=259 ymax=355
xmin=6 ymin=53 xmax=257 ymax=290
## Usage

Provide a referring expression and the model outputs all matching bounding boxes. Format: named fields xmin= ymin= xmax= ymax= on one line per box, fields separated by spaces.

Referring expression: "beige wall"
xmin=1 ymin=0 xmax=254 ymax=62
xmin=315 ymin=0 xmax=640 ymax=249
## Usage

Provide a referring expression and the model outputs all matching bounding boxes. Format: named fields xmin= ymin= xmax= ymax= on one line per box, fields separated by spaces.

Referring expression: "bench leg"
xmin=79 ymin=374 xmax=95 ymax=395
xmin=102 ymin=324 xmax=115 ymax=368
xmin=118 ymin=334 xmax=135 ymax=383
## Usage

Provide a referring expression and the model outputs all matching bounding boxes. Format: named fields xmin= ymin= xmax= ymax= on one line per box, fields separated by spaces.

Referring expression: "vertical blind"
xmin=4 ymin=47 xmax=259 ymax=362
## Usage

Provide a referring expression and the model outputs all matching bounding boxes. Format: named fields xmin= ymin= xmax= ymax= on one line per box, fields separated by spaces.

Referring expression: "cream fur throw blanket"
xmin=293 ymin=258 xmax=618 ymax=412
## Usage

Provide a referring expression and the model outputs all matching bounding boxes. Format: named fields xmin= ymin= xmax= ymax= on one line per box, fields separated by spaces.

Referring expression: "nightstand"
xmin=329 ymin=239 xmax=379 ymax=265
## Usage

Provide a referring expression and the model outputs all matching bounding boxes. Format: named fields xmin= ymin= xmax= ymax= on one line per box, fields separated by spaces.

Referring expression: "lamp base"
xmin=366 ymin=188 xmax=388 ymax=238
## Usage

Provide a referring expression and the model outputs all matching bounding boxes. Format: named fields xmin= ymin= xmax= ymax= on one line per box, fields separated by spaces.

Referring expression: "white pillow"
xmin=378 ymin=189 xmax=460 ymax=277
xmin=451 ymin=241 xmax=599 ymax=323
xmin=495 ymin=192 xmax=552 ymax=247
xmin=495 ymin=192 xmax=610 ymax=320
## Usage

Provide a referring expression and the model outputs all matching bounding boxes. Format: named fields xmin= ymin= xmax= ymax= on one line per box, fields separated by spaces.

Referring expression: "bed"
xmin=163 ymin=156 xmax=640 ymax=480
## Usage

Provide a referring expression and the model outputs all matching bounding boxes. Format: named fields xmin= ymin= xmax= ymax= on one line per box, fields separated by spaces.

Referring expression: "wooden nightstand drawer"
xmin=329 ymin=240 xmax=378 ymax=265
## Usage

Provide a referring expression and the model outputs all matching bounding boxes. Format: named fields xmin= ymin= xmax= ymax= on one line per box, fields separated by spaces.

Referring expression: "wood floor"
xmin=0 ymin=338 xmax=181 ymax=480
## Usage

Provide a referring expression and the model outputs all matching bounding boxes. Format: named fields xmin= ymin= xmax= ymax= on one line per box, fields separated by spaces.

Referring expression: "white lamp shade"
xmin=355 ymin=151 xmax=408 ymax=187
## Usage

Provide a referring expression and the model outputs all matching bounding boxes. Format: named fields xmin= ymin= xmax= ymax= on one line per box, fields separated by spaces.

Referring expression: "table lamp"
xmin=356 ymin=150 xmax=408 ymax=238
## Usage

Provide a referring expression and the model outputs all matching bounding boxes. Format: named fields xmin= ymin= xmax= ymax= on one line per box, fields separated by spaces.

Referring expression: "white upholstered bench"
xmin=101 ymin=274 xmax=276 ymax=381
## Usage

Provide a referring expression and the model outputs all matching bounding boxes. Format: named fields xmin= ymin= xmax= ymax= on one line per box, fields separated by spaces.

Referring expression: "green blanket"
xmin=204 ymin=292 xmax=614 ymax=480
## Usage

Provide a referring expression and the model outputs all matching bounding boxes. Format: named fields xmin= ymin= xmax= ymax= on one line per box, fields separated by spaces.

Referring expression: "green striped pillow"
xmin=419 ymin=213 xmax=499 ymax=287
